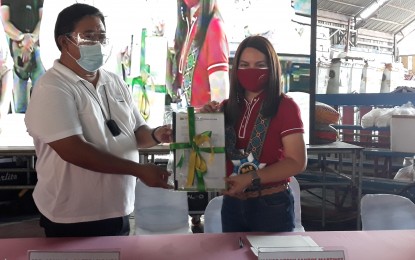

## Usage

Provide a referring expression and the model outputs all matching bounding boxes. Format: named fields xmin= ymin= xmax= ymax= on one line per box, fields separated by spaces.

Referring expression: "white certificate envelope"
xmin=171 ymin=110 xmax=226 ymax=191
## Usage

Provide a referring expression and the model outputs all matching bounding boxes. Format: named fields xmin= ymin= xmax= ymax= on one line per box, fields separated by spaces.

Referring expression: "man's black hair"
xmin=54 ymin=3 xmax=105 ymax=50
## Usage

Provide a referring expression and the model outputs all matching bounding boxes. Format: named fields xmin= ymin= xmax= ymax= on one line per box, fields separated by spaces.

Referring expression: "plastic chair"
xmin=360 ymin=194 xmax=415 ymax=230
xmin=203 ymin=177 xmax=305 ymax=233
xmin=134 ymin=180 xmax=192 ymax=235
xmin=290 ymin=176 xmax=305 ymax=232
xmin=398 ymin=183 xmax=415 ymax=204
xmin=203 ymin=196 xmax=223 ymax=233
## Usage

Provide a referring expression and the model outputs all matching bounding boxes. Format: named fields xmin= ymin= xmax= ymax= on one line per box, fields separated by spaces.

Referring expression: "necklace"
xmin=80 ymin=81 xmax=121 ymax=136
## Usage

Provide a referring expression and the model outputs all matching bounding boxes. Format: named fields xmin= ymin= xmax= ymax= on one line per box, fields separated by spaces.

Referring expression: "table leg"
xmin=322 ymin=154 xmax=327 ymax=229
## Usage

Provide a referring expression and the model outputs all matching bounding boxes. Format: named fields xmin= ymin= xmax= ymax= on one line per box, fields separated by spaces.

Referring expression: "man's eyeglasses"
xmin=67 ymin=32 xmax=109 ymax=46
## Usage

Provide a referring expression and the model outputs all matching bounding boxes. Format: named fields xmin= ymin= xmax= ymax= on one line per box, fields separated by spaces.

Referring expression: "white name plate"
xmin=28 ymin=250 xmax=120 ymax=260
xmin=258 ymin=249 xmax=345 ymax=260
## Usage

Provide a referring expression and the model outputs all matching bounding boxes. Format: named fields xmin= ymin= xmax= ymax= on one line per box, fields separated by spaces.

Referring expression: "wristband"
xmin=151 ymin=126 xmax=161 ymax=144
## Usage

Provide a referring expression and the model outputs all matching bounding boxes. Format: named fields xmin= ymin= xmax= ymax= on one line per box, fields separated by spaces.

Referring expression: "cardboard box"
xmin=390 ymin=115 xmax=415 ymax=153
xmin=170 ymin=108 xmax=226 ymax=191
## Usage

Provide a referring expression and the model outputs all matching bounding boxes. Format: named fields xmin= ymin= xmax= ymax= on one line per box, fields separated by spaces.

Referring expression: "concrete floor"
xmin=0 ymin=215 xmax=44 ymax=238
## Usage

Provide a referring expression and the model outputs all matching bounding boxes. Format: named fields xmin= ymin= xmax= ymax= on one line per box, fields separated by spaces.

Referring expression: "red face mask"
xmin=184 ymin=0 xmax=199 ymax=8
xmin=237 ymin=68 xmax=270 ymax=92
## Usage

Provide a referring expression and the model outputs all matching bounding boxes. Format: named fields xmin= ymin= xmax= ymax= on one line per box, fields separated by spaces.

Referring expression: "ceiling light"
xmin=359 ymin=0 xmax=389 ymax=19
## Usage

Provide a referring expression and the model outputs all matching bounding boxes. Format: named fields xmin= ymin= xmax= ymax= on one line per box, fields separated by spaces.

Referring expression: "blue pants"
xmin=40 ymin=213 xmax=130 ymax=237
xmin=221 ymin=189 xmax=295 ymax=232
xmin=12 ymin=46 xmax=45 ymax=113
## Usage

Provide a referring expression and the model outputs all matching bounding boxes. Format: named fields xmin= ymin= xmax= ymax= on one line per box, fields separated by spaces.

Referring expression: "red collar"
xmin=243 ymin=91 xmax=266 ymax=106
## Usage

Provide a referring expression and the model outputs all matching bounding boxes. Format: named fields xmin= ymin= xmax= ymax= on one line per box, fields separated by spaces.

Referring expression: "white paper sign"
xmin=247 ymin=235 xmax=345 ymax=260
xmin=257 ymin=249 xmax=345 ymax=260
xmin=247 ymin=235 xmax=320 ymax=249
xmin=28 ymin=250 xmax=120 ymax=260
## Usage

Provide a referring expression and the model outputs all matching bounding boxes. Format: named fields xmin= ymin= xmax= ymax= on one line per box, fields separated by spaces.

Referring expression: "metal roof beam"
xmin=317 ymin=9 xmax=350 ymax=23
xmin=370 ymin=17 xmax=403 ymax=26
xmin=396 ymin=18 xmax=415 ymax=43
xmin=358 ymin=28 xmax=393 ymax=39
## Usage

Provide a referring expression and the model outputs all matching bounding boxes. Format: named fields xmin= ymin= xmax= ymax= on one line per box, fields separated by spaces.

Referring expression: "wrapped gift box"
xmin=170 ymin=107 xmax=226 ymax=191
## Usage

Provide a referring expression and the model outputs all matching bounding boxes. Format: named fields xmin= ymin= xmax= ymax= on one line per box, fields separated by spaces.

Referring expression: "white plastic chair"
xmin=203 ymin=196 xmax=223 ymax=233
xmin=134 ymin=180 xmax=192 ymax=235
xmin=360 ymin=194 xmax=415 ymax=230
xmin=290 ymin=176 xmax=305 ymax=232
xmin=203 ymin=177 xmax=305 ymax=233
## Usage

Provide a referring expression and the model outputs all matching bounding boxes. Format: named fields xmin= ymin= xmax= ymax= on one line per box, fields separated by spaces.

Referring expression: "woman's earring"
xmin=237 ymin=93 xmax=240 ymax=103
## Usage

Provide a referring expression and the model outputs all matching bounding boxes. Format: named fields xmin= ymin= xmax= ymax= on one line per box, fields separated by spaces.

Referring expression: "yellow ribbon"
xmin=186 ymin=133 xmax=214 ymax=188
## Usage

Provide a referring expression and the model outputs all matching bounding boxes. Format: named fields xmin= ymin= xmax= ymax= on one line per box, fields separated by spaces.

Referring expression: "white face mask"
xmin=67 ymin=37 xmax=106 ymax=72
xmin=75 ymin=43 xmax=105 ymax=72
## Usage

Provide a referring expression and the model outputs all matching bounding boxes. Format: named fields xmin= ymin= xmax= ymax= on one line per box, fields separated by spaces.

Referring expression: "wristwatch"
xmin=250 ymin=170 xmax=261 ymax=190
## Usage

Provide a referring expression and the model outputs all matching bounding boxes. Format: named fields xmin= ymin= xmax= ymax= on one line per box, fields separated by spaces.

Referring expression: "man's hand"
xmin=154 ymin=125 xmax=173 ymax=143
xmin=21 ymin=48 xmax=32 ymax=63
xmin=21 ymin=33 xmax=34 ymax=52
xmin=136 ymin=163 xmax=172 ymax=189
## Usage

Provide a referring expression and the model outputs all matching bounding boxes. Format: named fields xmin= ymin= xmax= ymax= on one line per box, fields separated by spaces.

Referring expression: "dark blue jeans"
xmin=221 ymin=189 xmax=294 ymax=232
xmin=40 ymin=213 xmax=130 ymax=237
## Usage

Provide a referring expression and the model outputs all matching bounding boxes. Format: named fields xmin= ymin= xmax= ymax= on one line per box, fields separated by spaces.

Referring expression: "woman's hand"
xmin=199 ymin=101 xmax=220 ymax=113
xmin=222 ymin=173 xmax=252 ymax=197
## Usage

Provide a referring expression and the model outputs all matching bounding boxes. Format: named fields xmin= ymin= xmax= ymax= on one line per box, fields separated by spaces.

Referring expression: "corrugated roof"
xmin=318 ymin=0 xmax=369 ymax=16
xmin=317 ymin=0 xmax=415 ymax=36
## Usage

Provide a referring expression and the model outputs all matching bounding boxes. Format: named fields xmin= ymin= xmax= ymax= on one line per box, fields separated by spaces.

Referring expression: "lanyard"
xmin=80 ymin=81 xmax=111 ymax=120
xmin=80 ymin=81 xmax=121 ymax=136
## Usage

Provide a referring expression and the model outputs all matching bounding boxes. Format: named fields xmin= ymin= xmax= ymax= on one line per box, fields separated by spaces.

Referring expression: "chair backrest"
xmin=203 ymin=196 xmax=223 ymax=233
xmin=361 ymin=194 xmax=415 ymax=230
xmin=398 ymin=183 xmax=415 ymax=204
xmin=134 ymin=180 xmax=191 ymax=234
xmin=290 ymin=176 xmax=305 ymax=232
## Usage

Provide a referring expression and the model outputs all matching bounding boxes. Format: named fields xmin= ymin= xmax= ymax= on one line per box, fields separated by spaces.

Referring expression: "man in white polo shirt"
xmin=25 ymin=3 xmax=172 ymax=237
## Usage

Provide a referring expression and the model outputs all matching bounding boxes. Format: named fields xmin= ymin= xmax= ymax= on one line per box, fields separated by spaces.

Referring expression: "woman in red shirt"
xmin=173 ymin=0 xmax=229 ymax=109
xmin=203 ymin=35 xmax=307 ymax=232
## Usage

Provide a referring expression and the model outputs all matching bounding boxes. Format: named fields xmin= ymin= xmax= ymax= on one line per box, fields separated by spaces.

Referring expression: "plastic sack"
xmin=375 ymin=108 xmax=396 ymax=128
xmin=395 ymin=102 xmax=415 ymax=116
xmin=394 ymin=165 xmax=415 ymax=182
xmin=134 ymin=180 xmax=190 ymax=233
xmin=361 ymin=108 xmax=383 ymax=128
xmin=361 ymin=102 xmax=415 ymax=128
